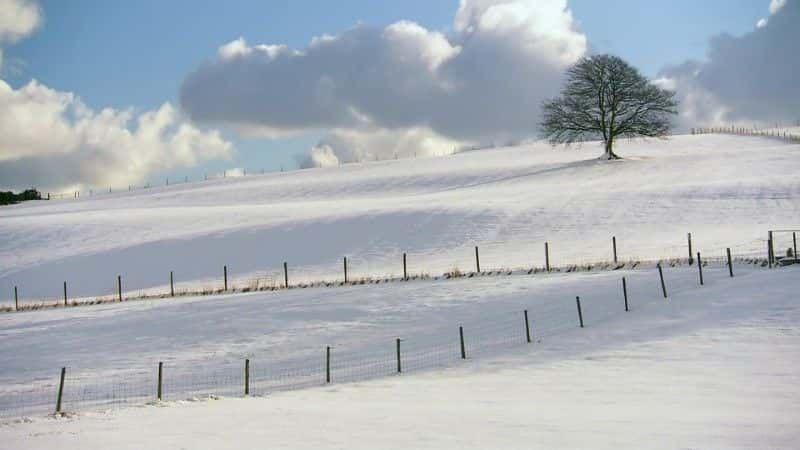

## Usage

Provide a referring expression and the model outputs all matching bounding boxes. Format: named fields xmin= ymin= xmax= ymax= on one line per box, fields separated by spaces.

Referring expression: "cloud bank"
xmin=658 ymin=0 xmax=799 ymax=128
xmin=0 ymin=0 xmax=234 ymax=191
xmin=181 ymin=0 xmax=587 ymax=166
xmin=0 ymin=80 xmax=233 ymax=191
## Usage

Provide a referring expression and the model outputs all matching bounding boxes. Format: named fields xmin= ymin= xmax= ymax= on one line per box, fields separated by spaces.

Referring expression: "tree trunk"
xmin=604 ymin=138 xmax=620 ymax=160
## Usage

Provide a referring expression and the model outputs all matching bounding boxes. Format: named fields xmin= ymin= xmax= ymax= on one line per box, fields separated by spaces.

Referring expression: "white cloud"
xmin=0 ymin=79 xmax=233 ymax=190
xmin=659 ymin=0 xmax=799 ymax=128
xmin=298 ymin=126 xmax=464 ymax=169
xmin=0 ymin=0 xmax=41 ymax=69
xmin=0 ymin=0 xmax=40 ymax=44
xmin=299 ymin=144 xmax=340 ymax=168
xmin=756 ymin=18 xmax=768 ymax=28
xmin=769 ymin=0 xmax=787 ymax=14
xmin=180 ymin=0 xmax=586 ymax=165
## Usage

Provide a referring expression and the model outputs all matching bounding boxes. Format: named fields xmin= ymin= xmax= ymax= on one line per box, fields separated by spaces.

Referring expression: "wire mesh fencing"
xmin=1 ymin=232 xmax=776 ymax=312
xmin=0 ymin=259 xmax=762 ymax=421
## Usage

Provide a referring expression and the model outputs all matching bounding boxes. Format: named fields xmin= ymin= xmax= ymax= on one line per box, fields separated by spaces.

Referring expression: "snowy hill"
xmin=1 ymin=265 xmax=798 ymax=448
xmin=1 ymin=133 xmax=799 ymax=448
xmin=1 ymin=134 xmax=798 ymax=304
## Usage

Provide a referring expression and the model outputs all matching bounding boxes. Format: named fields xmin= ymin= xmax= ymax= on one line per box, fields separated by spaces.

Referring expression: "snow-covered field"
xmin=1 ymin=134 xmax=798 ymax=305
xmin=2 ymin=265 xmax=798 ymax=449
xmin=1 ymin=133 xmax=799 ymax=448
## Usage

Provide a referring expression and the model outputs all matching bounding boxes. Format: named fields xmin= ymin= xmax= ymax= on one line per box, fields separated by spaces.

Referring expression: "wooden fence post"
xmin=244 ymin=359 xmax=250 ymax=395
xmin=459 ymin=326 xmax=466 ymax=359
xmin=727 ymin=248 xmax=733 ymax=277
xmin=687 ymin=233 xmax=693 ymax=265
xmin=343 ymin=257 xmax=348 ymax=284
xmin=612 ymin=236 xmax=618 ymax=263
xmin=396 ymin=339 xmax=402 ymax=373
xmin=475 ymin=246 xmax=481 ymax=273
xmin=55 ymin=367 xmax=66 ymax=414
xmin=283 ymin=262 xmax=289 ymax=288
xmin=657 ymin=264 xmax=668 ymax=298
xmin=117 ymin=275 xmax=122 ymax=302
xmin=14 ymin=286 xmax=18 ymax=311
xmin=697 ymin=252 xmax=704 ymax=286
xmin=63 ymin=281 xmax=67 ymax=306
xmin=767 ymin=239 xmax=773 ymax=268
xmin=575 ymin=296 xmax=584 ymax=328
xmin=326 ymin=347 xmax=331 ymax=383
xmin=524 ymin=310 xmax=531 ymax=343
xmin=403 ymin=253 xmax=407 ymax=280
xmin=157 ymin=362 xmax=163 ymax=401
xmin=622 ymin=277 xmax=629 ymax=312
xmin=545 ymin=242 xmax=550 ymax=272
xmin=768 ymin=231 xmax=774 ymax=266
xmin=223 ymin=265 xmax=228 ymax=291
xmin=170 ymin=271 xmax=175 ymax=297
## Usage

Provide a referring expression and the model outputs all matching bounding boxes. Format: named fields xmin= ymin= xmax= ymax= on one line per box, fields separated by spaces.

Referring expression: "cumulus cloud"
xmin=181 ymin=0 xmax=586 ymax=164
xmin=0 ymin=79 xmax=233 ymax=190
xmin=0 ymin=0 xmax=41 ymax=67
xmin=297 ymin=126 xmax=463 ymax=168
xmin=299 ymin=144 xmax=339 ymax=168
xmin=0 ymin=0 xmax=39 ymax=43
xmin=659 ymin=0 xmax=800 ymax=128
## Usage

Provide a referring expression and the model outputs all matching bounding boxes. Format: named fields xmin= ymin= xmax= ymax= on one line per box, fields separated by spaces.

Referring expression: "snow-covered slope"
xmin=1 ymin=134 xmax=798 ymax=304
xmin=2 ymin=266 xmax=798 ymax=449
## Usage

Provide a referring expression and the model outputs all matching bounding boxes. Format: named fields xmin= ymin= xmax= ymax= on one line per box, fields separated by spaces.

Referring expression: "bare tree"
xmin=541 ymin=54 xmax=678 ymax=159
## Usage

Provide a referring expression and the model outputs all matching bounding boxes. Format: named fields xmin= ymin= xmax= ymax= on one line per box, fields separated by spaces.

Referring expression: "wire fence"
xmin=0 ymin=252 xmax=786 ymax=420
xmin=1 ymin=231 xmax=778 ymax=312
xmin=692 ymin=125 xmax=800 ymax=143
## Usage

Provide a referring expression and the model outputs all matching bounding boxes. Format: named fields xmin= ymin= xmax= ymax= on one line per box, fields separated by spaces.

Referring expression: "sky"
xmin=0 ymin=0 xmax=797 ymax=192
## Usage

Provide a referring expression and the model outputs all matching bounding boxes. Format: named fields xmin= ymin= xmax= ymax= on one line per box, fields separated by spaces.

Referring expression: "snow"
xmin=0 ymin=262 xmax=740 ymax=417
xmin=1 ymin=134 xmax=798 ymax=305
xmin=0 ymin=133 xmax=799 ymax=447
xmin=1 ymin=265 xmax=798 ymax=449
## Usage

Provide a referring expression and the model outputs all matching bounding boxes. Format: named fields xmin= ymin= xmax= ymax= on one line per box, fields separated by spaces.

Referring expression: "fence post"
xmin=767 ymin=238 xmax=773 ymax=268
xmin=622 ymin=277 xmax=629 ymax=312
xmin=157 ymin=361 xmax=163 ymax=401
xmin=326 ymin=347 xmax=331 ymax=383
xmin=343 ymin=257 xmax=348 ymax=284
xmin=14 ymin=286 xmax=18 ymax=311
xmin=170 ymin=271 xmax=175 ymax=297
xmin=244 ymin=359 xmax=250 ymax=395
xmin=575 ymin=296 xmax=584 ymax=328
xmin=687 ymin=233 xmax=693 ymax=265
xmin=612 ymin=236 xmax=618 ymax=263
xmin=55 ymin=367 xmax=66 ymax=414
xmin=768 ymin=231 xmax=774 ymax=266
xmin=524 ymin=310 xmax=531 ymax=343
xmin=283 ymin=262 xmax=289 ymax=288
xmin=396 ymin=338 xmax=402 ymax=373
xmin=475 ymin=246 xmax=480 ymax=273
xmin=403 ymin=253 xmax=407 ymax=280
xmin=726 ymin=248 xmax=733 ymax=277
xmin=223 ymin=265 xmax=228 ymax=291
xmin=63 ymin=281 xmax=67 ymax=306
xmin=794 ymin=232 xmax=798 ymax=263
xmin=117 ymin=275 xmax=122 ymax=302
xmin=697 ymin=252 xmax=704 ymax=286
xmin=545 ymin=242 xmax=550 ymax=272
xmin=459 ymin=326 xmax=466 ymax=359
xmin=657 ymin=264 xmax=668 ymax=298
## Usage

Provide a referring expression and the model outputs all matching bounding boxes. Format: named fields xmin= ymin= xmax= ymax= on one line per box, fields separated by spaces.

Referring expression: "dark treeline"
xmin=0 ymin=189 xmax=43 ymax=205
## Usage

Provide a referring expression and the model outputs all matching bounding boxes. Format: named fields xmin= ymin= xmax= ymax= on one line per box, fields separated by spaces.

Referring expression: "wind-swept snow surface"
xmin=1 ymin=134 xmax=798 ymax=304
xmin=1 ymin=266 xmax=798 ymax=449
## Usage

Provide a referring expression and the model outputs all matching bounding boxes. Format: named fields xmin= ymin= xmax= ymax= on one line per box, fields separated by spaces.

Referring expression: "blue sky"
xmin=0 ymin=0 xmax=789 ymax=190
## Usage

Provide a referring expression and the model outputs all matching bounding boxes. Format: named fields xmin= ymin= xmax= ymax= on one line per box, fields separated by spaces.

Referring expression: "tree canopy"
xmin=540 ymin=54 xmax=678 ymax=159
